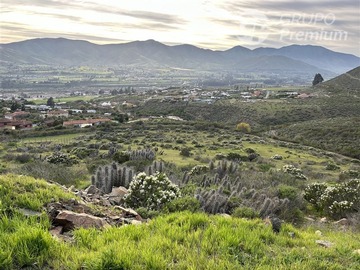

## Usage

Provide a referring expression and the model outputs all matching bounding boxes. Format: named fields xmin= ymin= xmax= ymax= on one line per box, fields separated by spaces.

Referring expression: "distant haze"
xmin=1 ymin=38 xmax=359 ymax=75
xmin=1 ymin=0 xmax=359 ymax=56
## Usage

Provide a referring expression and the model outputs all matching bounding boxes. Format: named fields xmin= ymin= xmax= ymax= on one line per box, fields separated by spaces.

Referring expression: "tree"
xmin=47 ymin=97 xmax=55 ymax=108
xmin=236 ymin=122 xmax=251 ymax=133
xmin=312 ymin=73 xmax=324 ymax=86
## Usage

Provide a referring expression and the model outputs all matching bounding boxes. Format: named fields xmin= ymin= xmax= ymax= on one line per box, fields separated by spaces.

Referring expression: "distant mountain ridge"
xmin=1 ymin=38 xmax=359 ymax=74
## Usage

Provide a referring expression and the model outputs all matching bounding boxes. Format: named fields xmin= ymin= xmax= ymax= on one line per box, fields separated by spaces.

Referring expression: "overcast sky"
xmin=1 ymin=0 xmax=359 ymax=55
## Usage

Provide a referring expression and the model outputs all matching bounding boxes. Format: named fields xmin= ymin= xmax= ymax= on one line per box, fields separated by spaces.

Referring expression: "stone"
xmin=333 ymin=218 xmax=350 ymax=226
xmin=115 ymin=206 xmax=140 ymax=218
xmin=54 ymin=210 xmax=110 ymax=231
xmin=304 ymin=217 xmax=315 ymax=222
xmin=131 ymin=220 xmax=143 ymax=226
xmin=85 ymin=185 xmax=98 ymax=195
xmin=316 ymin=240 xmax=333 ymax=248
xmin=219 ymin=213 xmax=231 ymax=219
xmin=315 ymin=230 xmax=322 ymax=236
xmin=108 ymin=186 xmax=128 ymax=198
xmin=353 ymin=249 xmax=360 ymax=255
xmin=18 ymin=208 xmax=42 ymax=217
xmin=49 ymin=226 xmax=63 ymax=238
xmin=320 ymin=217 xmax=327 ymax=223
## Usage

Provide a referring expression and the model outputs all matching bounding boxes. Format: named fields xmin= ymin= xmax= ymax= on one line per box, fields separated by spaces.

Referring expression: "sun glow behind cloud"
xmin=0 ymin=0 xmax=359 ymax=55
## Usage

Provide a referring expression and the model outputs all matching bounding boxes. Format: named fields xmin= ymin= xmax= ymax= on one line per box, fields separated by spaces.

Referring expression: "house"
xmin=0 ymin=119 xmax=32 ymax=130
xmin=63 ymin=118 xmax=111 ymax=128
xmin=47 ymin=110 xmax=69 ymax=118
xmin=4 ymin=111 xmax=30 ymax=120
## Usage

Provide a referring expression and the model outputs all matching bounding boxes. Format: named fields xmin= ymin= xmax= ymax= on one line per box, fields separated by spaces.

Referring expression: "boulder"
xmin=316 ymin=240 xmax=333 ymax=248
xmin=54 ymin=210 xmax=110 ymax=231
xmin=333 ymin=218 xmax=350 ymax=226
xmin=109 ymin=186 xmax=128 ymax=197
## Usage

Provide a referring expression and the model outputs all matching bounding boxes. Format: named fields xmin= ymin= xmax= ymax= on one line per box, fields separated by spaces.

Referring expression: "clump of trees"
xmin=312 ymin=73 xmax=324 ymax=86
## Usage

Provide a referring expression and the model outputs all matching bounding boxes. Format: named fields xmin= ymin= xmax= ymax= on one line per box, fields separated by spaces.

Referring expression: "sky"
xmin=1 ymin=0 xmax=359 ymax=56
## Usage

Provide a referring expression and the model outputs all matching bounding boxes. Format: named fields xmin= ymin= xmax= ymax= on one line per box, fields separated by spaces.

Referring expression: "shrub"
xmin=282 ymin=165 xmax=307 ymax=180
xmin=14 ymin=154 xmax=32 ymax=164
xmin=236 ymin=122 xmax=251 ymax=133
xmin=232 ymin=207 xmax=259 ymax=219
xmin=189 ymin=165 xmax=209 ymax=175
xmin=164 ymin=196 xmax=201 ymax=213
xmin=70 ymin=147 xmax=98 ymax=159
xmin=180 ymin=147 xmax=192 ymax=157
xmin=325 ymin=163 xmax=340 ymax=171
xmin=45 ymin=152 xmax=78 ymax=166
xmin=135 ymin=207 xmax=160 ymax=219
xmin=113 ymin=151 xmax=130 ymax=164
xmin=125 ymin=172 xmax=181 ymax=210
xmin=278 ymin=185 xmax=298 ymax=200
xmin=304 ymin=179 xmax=360 ymax=219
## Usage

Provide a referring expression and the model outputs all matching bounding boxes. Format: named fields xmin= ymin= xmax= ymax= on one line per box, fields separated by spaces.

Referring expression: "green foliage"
xmin=278 ymin=185 xmax=298 ymax=200
xmin=189 ymin=165 xmax=209 ymax=175
xmin=125 ymin=172 xmax=181 ymax=210
xmin=113 ymin=151 xmax=130 ymax=164
xmin=236 ymin=122 xmax=251 ymax=133
xmin=45 ymin=152 xmax=78 ymax=166
xmin=180 ymin=147 xmax=192 ymax=157
xmin=282 ymin=165 xmax=307 ymax=180
xmin=304 ymin=179 xmax=360 ymax=219
xmin=70 ymin=147 xmax=98 ymax=159
xmin=232 ymin=207 xmax=259 ymax=219
xmin=16 ymin=161 xmax=88 ymax=186
xmin=0 ymin=174 xmax=74 ymax=211
xmin=164 ymin=196 xmax=201 ymax=213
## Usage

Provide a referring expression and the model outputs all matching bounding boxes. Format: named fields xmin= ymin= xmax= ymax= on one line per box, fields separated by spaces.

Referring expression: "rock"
xmin=49 ymin=226 xmax=63 ymax=238
xmin=316 ymin=240 xmax=333 ymax=248
xmin=54 ymin=210 xmax=110 ymax=231
xmin=115 ymin=206 xmax=141 ymax=218
xmin=353 ymin=249 xmax=360 ymax=255
xmin=18 ymin=208 xmax=42 ymax=217
xmin=85 ymin=185 xmax=99 ymax=195
xmin=109 ymin=187 xmax=128 ymax=197
xmin=219 ymin=213 xmax=231 ymax=219
xmin=131 ymin=220 xmax=142 ymax=226
xmin=320 ymin=217 xmax=327 ymax=223
xmin=315 ymin=230 xmax=322 ymax=236
xmin=304 ymin=217 xmax=315 ymax=222
xmin=333 ymin=218 xmax=350 ymax=226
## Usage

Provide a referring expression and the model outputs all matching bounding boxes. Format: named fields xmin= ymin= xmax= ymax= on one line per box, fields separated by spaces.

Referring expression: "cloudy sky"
xmin=1 ymin=0 xmax=359 ymax=55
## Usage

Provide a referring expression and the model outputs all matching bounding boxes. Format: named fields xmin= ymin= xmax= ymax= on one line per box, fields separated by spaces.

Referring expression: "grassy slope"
xmin=1 ymin=174 xmax=360 ymax=269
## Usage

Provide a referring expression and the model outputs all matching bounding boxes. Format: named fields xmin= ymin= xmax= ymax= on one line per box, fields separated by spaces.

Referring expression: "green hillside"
xmin=1 ymin=174 xmax=359 ymax=270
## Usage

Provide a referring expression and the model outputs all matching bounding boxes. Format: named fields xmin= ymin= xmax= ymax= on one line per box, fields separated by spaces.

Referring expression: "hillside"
xmin=1 ymin=38 xmax=359 ymax=74
xmin=0 ymin=174 xmax=359 ymax=269
xmin=315 ymin=66 xmax=360 ymax=94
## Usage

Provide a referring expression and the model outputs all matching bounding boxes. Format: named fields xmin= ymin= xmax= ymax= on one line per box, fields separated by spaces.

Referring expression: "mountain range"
xmin=1 ymin=38 xmax=359 ymax=75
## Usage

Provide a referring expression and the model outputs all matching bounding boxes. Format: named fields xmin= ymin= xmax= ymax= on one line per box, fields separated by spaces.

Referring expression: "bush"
xmin=14 ymin=154 xmax=32 ymax=164
xmin=135 ymin=207 xmax=160 ymax=219
xmin=189 ymin=165 xmax=209 ymax=175
xmin=304 ymin=179 xmax=360 ymax=219
xmin=282 ymin=165 xmax=307 ymax=180
xmin=113 ymin=151 xmax=130 ymax=164
xmin=236 ymin=122 xmax=251 ymax=133
xmin=278 ymin=185 xmax=298 ymax=200
xmin=15 ymin=161 xmax=87 ymax=186
xmin=180 ymin=147 xmax=192 ymax=157
xmin=164 ymin=196 xmax=201 ymax=213
xmin=45 ymin=152 xmax=78 ymax=166
xmin=232 ymin=207 xmax=258 ymax=219
xmin=70 ymin=147 xmax=98 ymax=159
xmin=125 ymin=172 xmax=181 ymax=210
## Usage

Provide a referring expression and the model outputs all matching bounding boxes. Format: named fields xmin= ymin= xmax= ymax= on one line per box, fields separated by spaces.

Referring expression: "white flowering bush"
xmin=125 ymin=172 xmax=181 ymax=210
xmin=304 ymin=179 xmax=360 ymax=218
xmin=189 ymin=165 xmax=209 ymax=175
xmin=282 ymin=165 xmax=307 ymax=180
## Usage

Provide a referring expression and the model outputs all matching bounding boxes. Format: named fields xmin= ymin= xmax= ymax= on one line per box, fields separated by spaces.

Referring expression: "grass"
xmin=1 ymin=174 xmax=360 ymax=269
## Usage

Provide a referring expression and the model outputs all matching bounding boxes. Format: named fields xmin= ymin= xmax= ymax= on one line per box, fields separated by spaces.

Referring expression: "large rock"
xmin=54 ymin=210 xmax=110 ymax=231
xmin=108 ymin=186 xmax=128 ymax=198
